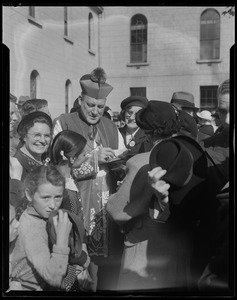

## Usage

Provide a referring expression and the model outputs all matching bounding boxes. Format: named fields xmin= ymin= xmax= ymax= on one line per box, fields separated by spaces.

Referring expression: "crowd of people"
xmin=8 ymin=66 xmax=232 ymax=295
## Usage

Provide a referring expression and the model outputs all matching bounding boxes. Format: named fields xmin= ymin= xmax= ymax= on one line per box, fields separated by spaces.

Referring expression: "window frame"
xmin=65 ymin=79 xmax=72 ymax=113
xmin=130 ymin=14 xmax=148 ymax=64
xmin=200 ymin=85 xmax=218 ymax=110
xmin=130 ymin=87 xmax=147 ymax=97
xmin=30 ymin=70 xmax=40 ymax=99
xmin=200 ymin=8 xmax=220 ymax=61
xmin=88 ymin=12 xmax=95 ymax=55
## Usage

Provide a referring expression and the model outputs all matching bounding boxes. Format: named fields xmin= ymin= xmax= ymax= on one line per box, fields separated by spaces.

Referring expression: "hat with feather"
xmin=79 ymin=67 xmax=113 ymax=100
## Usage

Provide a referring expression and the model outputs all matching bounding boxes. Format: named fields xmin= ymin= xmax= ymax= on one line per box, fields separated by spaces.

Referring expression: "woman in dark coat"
xmin=106 ymin=100 xmax=210 ymax=292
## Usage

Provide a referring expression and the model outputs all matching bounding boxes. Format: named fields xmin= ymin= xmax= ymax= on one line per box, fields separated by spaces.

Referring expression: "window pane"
xmin=200 ymin=86 xmax=218 ymax=110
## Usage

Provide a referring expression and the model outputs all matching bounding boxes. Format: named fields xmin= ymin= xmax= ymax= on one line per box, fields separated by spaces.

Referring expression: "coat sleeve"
xmin=106 ymin=154 xmax=152 ymax=225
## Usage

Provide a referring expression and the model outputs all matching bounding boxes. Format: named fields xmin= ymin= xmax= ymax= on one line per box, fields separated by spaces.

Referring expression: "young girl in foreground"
xmin=50 ymin=130 xmax=93 ymax=291
xmin=10 ymin=164 xmax=72 ymax=291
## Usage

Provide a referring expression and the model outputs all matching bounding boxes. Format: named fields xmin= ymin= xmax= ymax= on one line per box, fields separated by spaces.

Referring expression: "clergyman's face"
xmin=80 ymin=94 xmax=106 ymax=125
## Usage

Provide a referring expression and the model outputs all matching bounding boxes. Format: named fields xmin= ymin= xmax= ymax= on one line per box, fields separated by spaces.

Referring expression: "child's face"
xmin=27 ymin=182 xmax=64 ymax=219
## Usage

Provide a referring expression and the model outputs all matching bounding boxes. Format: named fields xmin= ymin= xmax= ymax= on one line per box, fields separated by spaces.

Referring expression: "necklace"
xmin=125 ymin=127 xmax=139 ymax=147
xmin=127 ymin=136 xmax=135 ymax=147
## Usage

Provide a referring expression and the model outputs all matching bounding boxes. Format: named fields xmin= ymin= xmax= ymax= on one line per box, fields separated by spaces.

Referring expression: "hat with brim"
xmin=79 ymin=67 xmax=113 ymax=100
xmin=121 ymin=96 xmax=148 ymax=110
xmin=167 ymin=135 xmax=208 ymax=221
xmin=171 ymin=91 xmax=199 ymax=111
xmin=149 ymin=139 xmax=194 ymax=189
xmin=196 ymin=110 xmax=212 ymax=121
xmin=17 ymin=111 xmax=53 ymax=136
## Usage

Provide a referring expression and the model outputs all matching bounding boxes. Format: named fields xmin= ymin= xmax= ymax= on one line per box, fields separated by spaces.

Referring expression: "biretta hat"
xmin=171 ymin=91 xmax=199 ymax=111
xmin=150 ymin=139 xmax=194 ymax=189
xmin=121 ymin=96 xmax=148 ymax=110
xmin=17 ymin=111 xmax=53 ymax=136
xmin=135 ymin=100 xmax=179 ymax=135
xmin=79 ymin=67 xmax=113 ymax=100
xmin=196 ymin=110 xmax=212 ymax=121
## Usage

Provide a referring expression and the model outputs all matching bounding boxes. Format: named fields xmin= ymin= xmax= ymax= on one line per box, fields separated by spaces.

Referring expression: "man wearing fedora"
xmin=171 ymin=91 xmax=199 ymax=119
xmin=53 ymin=67 xmax=126 ymax=291
xmin=106 ymin=100 xmax=210 ymax=291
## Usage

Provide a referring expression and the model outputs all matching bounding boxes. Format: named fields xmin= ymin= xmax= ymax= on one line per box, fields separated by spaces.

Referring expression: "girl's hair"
xmin=17 ymin=111 xmax=53 ymax=138
xmin=50 ymin=130 xmax=87 ymax=165
xmin=24 ymin=164 xmax=65 ymax=196
xmin=21 ymin=99 xmax=48 ymax=117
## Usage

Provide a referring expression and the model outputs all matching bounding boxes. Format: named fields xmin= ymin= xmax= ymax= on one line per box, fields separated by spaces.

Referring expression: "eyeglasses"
xmin=27 ymin=133 xmax=51 ymax=141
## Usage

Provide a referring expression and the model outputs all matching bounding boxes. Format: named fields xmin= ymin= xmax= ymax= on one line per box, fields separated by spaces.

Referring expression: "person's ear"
xmin=78 ymin=95 xmax=82 ymax=105
xmin=25 ymin=189 xmax=33 ymax=203
xmin=23 ymin=135 xmax=27 ymax=143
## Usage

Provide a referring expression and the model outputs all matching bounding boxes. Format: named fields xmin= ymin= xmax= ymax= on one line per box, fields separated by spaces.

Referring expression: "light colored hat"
xmin=196 ymin=110 xmax=212 ymax=121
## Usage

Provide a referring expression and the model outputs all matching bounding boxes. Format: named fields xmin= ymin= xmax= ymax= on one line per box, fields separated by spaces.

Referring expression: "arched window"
xmin=200 ymin=9 xmax=220 ymax=60
xmin=130 ymin=14 xmax=147 ymax=63
xmin=30 ymin=70 xmax=40 ymax=98
xmin=65 ymin=80 xmax=72 ymax=113
xmin=88 ymin=13 xmax=95 ymax=51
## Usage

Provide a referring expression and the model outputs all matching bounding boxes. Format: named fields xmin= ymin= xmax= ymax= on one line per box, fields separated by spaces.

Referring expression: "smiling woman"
xmin=13 ymin=111 xmax=53 ymax=182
